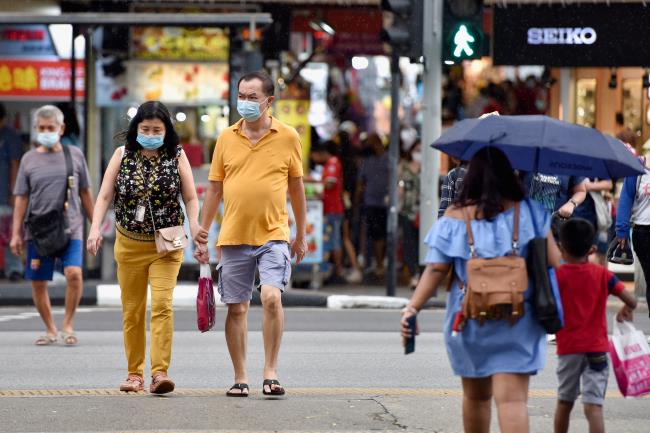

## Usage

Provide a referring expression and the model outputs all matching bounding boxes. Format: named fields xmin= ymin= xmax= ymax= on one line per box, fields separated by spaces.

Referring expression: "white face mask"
xmin=412 ymin=151 xmax=422 ymax=163
xmin=36 ymin=131 xmax=60 ymax=148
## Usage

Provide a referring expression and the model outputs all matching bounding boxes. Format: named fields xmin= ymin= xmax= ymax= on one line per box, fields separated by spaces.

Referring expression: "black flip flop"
xmin=226 ymin=383 xmax=249 ymax=397
xmin=262 ymin=379 xmax=285 ymax=396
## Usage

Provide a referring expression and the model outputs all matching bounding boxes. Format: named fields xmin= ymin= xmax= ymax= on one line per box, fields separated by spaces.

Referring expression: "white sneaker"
xmin=346 ymin=269 xmax=362 ymax=283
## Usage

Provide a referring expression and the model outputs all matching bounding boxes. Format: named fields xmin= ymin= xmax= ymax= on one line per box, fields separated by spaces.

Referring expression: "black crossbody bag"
xmin=26 ymin=145 xmax=73 ymax=257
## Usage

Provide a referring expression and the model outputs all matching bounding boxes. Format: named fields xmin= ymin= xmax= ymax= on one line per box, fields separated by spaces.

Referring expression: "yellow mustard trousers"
xmin=114 ymin=231 xmax=183 ymax=377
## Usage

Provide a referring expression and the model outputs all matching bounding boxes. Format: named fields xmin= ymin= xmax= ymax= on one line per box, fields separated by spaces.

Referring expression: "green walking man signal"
xmin=442 ymin=0 xmax=485 ymax=62
xmin=453 ymin=24 xmax=475 ymax=58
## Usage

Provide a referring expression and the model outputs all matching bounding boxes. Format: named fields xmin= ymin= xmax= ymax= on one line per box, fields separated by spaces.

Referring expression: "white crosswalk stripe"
xmin=0 ymin=307 xmax=111 ymax=323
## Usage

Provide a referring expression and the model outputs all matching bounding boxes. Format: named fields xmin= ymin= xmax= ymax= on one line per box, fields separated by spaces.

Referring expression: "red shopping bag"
xmin=609 ymin=319 xmax=650 ymax=397
xmin=196 ymin=264 xmax=216 ymax=332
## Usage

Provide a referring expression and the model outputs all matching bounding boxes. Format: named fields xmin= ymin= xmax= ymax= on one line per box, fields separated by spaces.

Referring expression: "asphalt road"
xmin=1 ymin=306 xmax=649 ymax=433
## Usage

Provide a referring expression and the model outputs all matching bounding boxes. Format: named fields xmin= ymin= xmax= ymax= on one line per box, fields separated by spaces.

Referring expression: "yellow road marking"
xmin=0 ymin=387 xmax=638 ymax=399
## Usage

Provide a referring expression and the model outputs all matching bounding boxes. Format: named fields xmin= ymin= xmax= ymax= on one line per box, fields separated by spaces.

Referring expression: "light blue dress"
xmin=425 ymin=200 xmax=550 ymax=378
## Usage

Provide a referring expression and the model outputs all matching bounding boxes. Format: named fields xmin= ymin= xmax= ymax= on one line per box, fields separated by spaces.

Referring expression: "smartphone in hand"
xmin=404 ymin=315 xmax=417 ymax=355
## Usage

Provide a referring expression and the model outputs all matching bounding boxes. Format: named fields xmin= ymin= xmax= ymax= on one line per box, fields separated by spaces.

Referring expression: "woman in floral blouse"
xmin=87 ymin=101 xmax=205 ymax=394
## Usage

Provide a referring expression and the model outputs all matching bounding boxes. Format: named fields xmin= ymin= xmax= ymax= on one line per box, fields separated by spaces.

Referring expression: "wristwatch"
xmin=569 ymin=198 xmax=578 ymax=208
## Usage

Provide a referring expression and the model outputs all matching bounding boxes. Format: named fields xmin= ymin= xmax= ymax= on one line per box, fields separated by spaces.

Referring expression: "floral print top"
xmin=114 ymin=147 xmax=184 ymax=234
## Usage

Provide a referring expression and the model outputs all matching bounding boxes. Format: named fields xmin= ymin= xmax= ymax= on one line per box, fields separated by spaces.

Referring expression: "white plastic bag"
xmin=609 ymin=318 xmax=650 ymax=397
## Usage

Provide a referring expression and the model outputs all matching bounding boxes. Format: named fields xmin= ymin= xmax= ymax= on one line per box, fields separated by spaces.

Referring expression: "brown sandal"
xmin=150 ymin=373 xmax=175 ymax=395
xmin=119 ymin=375 xmax=144 ymax=392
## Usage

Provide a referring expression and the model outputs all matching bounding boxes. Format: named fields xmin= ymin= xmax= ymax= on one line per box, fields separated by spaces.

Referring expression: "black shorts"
xmin=365 ymin=206 xmax=388 ymax=241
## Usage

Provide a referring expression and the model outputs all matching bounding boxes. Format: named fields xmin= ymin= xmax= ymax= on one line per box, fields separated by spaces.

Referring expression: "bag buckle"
xmin=172 ymin=237 xmax=183 ymax=248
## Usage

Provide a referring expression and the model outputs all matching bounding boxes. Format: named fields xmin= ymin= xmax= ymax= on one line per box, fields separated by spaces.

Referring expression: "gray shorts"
xmin=557 ymin=353 xmax=609 ymax=406
xmin=216 ymin=241 xmax=291 ymax=304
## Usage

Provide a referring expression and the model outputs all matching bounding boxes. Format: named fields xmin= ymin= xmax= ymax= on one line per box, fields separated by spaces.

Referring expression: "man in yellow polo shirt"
xmin=195 ymin=71 xmax=307 ymax=398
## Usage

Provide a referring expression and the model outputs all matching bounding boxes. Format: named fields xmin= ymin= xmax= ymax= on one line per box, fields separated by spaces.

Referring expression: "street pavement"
xmin=1 ymin=306 xmax=649 ymax=433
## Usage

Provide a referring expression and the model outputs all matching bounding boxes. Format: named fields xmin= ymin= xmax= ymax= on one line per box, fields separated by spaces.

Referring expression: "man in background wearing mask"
xmin=10 ymin=105 xmax=94 ymax=346
xmin=195 ymin=71 xmax=307 ymax=397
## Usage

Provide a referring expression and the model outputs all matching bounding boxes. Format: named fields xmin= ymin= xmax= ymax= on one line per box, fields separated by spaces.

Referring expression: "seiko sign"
xmin=527 ymin=27 xmax=597 ymax=45
xmin=494 ymin=5 xmax=650 ymax=66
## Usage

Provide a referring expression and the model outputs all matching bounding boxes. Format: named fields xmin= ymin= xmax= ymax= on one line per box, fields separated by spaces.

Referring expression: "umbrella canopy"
xmin=432 ymin=115 xmax=644 ymax=179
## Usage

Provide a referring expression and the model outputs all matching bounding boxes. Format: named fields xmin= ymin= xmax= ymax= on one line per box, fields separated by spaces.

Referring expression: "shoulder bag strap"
xmin=464 ymin=203 xmax=521 ymax=257
xmin=147 ymin=195 xmax=158 ymax=232
xmin=462 ymin=207 xmax=477 ymax=258
xmin=61 ymin=144 xmax=73 ymax=212
xmin=511 ymin=202 xmax=520 ymax=255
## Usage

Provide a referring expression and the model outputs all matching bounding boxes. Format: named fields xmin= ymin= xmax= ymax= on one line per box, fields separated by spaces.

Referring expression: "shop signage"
xmin=0 ymin=25 xmax=57 ymax=58
xmin=128 ymin=61 xmax=228 ymax=105
xmin=289 ymin=199 xmax=323 ymax=265
xmin=493 ymin=5 xmax=650 ymax=66
xmin=527 ymin=27 xmax=597 ymax=45
xmin=131 ymin=27 xmax=229 ymax=62
xmin=274 ymin=100 xmax=312 ymax=172
xmin=0 ymin=60 xmax=84 ymax=99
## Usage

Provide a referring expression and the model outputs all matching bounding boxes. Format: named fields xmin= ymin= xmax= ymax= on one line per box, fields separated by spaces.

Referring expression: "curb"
xmin=97 ymin=284 xmax=412 ymax=309
xmin=0 ymin=283 xmax=97 ymax=306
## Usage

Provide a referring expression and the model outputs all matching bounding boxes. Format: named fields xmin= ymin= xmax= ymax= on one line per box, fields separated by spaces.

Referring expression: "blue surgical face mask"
xmin=36 ymin=132 xmax=60 ymax=148
xmin=137 ymin=133 xmax=165 ymax=150
xmin=237 ymin=98 xmax=268 ymax=121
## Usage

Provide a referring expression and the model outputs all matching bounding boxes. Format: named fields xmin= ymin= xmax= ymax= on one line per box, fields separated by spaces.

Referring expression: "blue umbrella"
xmin=432 ymin=115 xmax=644 ymax=179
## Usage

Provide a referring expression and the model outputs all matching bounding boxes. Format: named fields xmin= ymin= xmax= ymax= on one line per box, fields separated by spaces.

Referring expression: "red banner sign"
xmin=0 ymin=60 xmax=84 ymax=99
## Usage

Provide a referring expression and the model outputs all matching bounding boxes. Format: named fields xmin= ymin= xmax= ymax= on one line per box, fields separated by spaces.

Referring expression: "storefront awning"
xmin=485 ymin=0 xmax=646 ymax=3
xmin=0 ymin=12 xmax=273 ymax=26
xmin=171 ymin=0 xmax=380 ymax=4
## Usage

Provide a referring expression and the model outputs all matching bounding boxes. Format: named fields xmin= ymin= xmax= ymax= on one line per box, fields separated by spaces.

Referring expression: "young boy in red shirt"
xmin=554 ymin=218 xmax=637 ymax=433
xmin=311 ymin=141 xmax=346 ymax=283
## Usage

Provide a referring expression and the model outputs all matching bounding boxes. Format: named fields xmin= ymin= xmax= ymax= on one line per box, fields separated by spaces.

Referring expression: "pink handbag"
xmin=196 ymin=264 xmax=216 ymax=332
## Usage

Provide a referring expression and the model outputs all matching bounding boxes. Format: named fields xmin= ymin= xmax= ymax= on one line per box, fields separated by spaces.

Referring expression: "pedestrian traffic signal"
xmin=380 ymin=0 xmax=423 ymax=60
xmin=443 ymin=0 xmax=485 ymax=62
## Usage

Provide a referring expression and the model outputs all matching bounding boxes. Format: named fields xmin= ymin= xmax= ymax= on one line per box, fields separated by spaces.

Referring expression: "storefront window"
xmin=622 ymin=79 xmax=642 ymax=135
xmin=576 ymin=78 xmax=596 ymax=128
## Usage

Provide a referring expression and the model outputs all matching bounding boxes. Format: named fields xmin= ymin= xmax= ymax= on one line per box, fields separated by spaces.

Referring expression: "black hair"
xmin=119 ymin=101 xmax=179 ymax=157
xmin=237 ymin=70 xmax=275 ymax=97
xmin=0 ymin=102 xmax=5 ymax=120
xmin=615 ymin=112 xmax=625 ymax=126
xmin=454 ymin=147 xmax=525 ymax=220
xmin=55 ymin=102 xmax=80 ymax=136
xmin=324 ymin=140 xmax=340 ymax=156
xmin=559 ymin=218 xmax=595 ymax=258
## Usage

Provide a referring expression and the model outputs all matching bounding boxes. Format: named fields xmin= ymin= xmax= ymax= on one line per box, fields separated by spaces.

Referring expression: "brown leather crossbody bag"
xmin=461 ymin=203 xmax=528 ymax=325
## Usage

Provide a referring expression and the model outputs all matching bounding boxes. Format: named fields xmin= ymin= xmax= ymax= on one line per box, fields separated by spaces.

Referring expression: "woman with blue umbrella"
xmin=402 ymin=146 xmax=560 ymax=433
xmin=400 ymin=115 xmax=643 ymax=433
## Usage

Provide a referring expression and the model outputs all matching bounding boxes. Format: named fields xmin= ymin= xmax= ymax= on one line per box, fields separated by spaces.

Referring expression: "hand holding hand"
xmin=191 ymin=223 xmax=209 ymax=244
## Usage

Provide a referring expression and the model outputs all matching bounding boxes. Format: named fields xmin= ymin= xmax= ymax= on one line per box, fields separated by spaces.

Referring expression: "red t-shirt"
xmin=556 ymin=263 xmax=625 ymax=355
xmin=322 ymin=156 xmax=344 ymax=215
